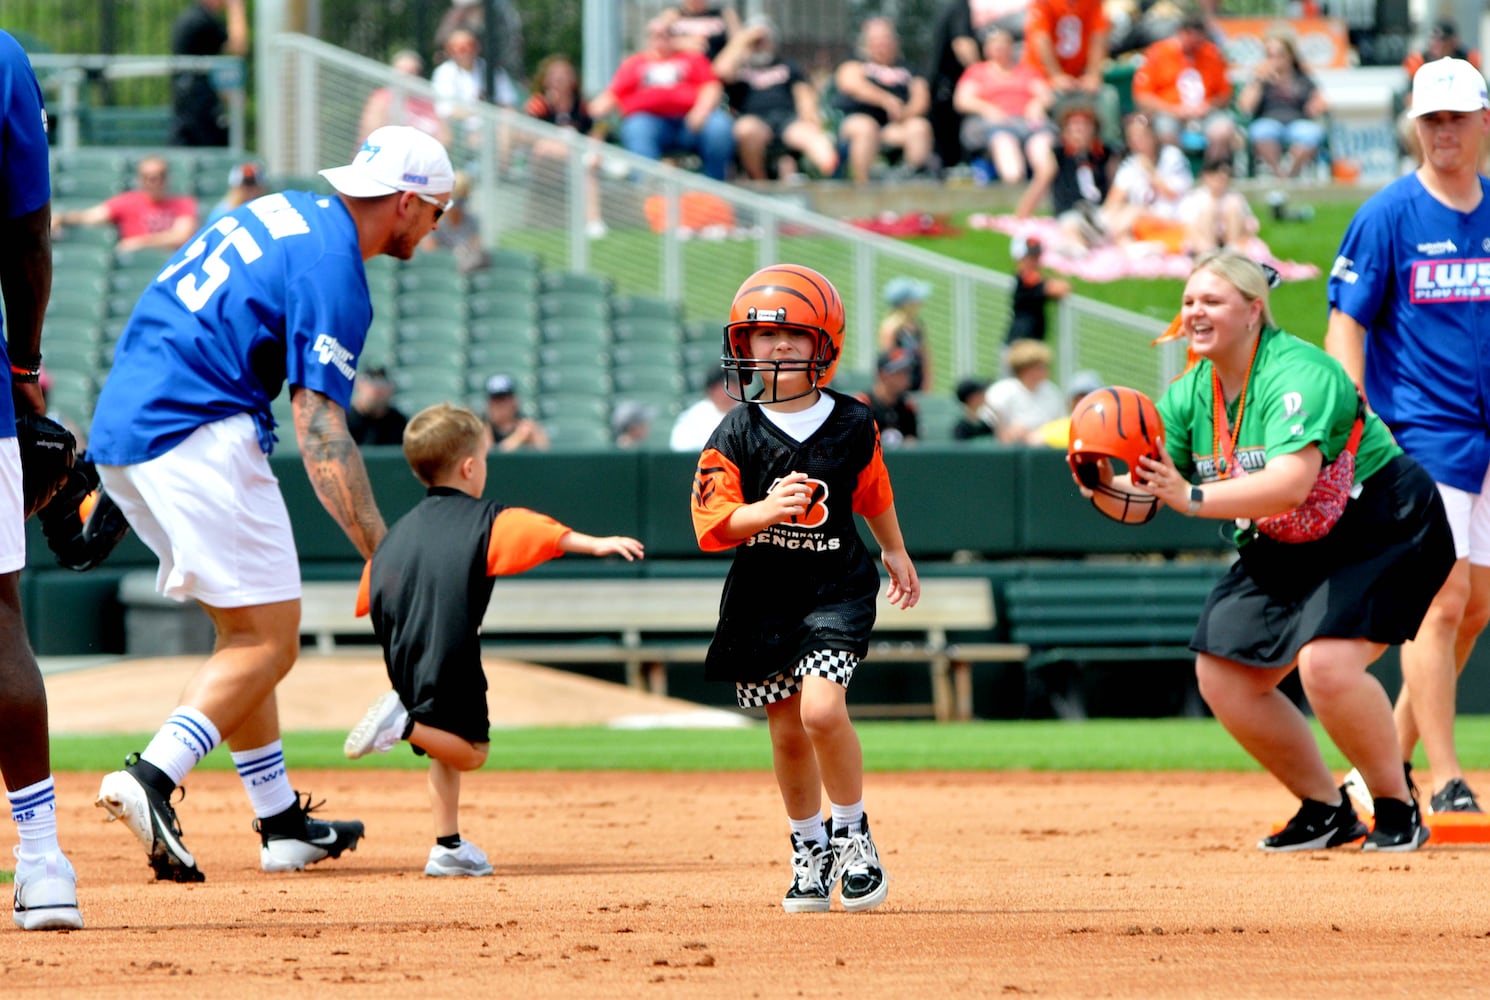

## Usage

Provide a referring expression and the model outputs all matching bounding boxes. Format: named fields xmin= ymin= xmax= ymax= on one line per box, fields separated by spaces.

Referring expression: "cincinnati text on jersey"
xmin=745 ymin=524 xmax=842 ymax=551
xmin=1410 ymin=258 xmax=1490 ymax=302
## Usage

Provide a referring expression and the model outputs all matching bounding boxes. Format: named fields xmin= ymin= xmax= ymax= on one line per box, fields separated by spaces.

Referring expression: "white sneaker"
xmin=425 ymin=841 xmax=493 ymax=877
xmin=585 ymin=219 xmax=609 ymax=239
xmin=12 ymin=848 xmax=83 ymax=931
xmin=344 ymin=691 xmax=408 ymax=759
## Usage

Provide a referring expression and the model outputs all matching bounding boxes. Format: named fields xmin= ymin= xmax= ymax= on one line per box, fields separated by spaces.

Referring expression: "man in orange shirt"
xmin=1131 ymin=11 xmax=1238 ymax=164
xmin=1022 ymin=0 xmax=1121 ymax=143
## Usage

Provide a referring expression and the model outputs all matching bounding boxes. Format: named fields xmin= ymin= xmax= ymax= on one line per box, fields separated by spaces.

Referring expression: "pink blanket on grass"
xmin=968 ymin=214 xmax=1321 ymax=283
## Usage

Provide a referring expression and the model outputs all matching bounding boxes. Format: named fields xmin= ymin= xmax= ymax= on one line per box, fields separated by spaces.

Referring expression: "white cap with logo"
xmin=319 ymin=125 xmax=455 ymax=199
xmin=1409 ymin=57 xmax=1490 ymax=118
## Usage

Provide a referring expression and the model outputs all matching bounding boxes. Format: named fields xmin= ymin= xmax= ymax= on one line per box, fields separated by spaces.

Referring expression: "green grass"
xmin=49 ymin=715 xmax=1490 ymax=774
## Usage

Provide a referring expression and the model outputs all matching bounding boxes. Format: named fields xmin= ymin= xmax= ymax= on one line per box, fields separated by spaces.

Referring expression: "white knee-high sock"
xmin=230 ymin=740 xmax=298 ymax=819
xmin=8 ymin=777 xmax=60 ymax=860
xmin=140 ymin=706 xmax=222 ymax=786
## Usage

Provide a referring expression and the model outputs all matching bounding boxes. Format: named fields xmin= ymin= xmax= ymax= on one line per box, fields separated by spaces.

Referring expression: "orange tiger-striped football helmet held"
xmin=1067 ymin=385 xmax=1167 ymax=524
xmin=722 ymin=264 xmax=845 ymax=403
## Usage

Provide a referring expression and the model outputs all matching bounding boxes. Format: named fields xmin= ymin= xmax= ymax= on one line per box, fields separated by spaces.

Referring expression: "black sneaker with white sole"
xmin=1258 ymin=789 xmax=1367 ymax=852
xmin=255 ymin=792 xmax=366 ymax=872
xmin=95 ymin=754 xmax=205 ymax=883
xmin=1364 ymin=796 xmax=1430 ymax=852
xmin=1429 ymin=777 xmax=1483 ymax=814
xmin=782 ymin=832 xmax=832 ymax=913
xmin=830 ymin=815 xmax=889 ymax=912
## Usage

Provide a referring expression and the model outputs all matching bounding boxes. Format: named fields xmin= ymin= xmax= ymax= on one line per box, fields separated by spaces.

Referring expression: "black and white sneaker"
xmin=830 ymin=815 xmax=889 ymax=912
xmin=1429 ymin=777 xmax=1483 ymax=815
xmin=255 ymin=792 xmax=366 ymax=872
xmin=96 ymin=754 xmax=205 ymax=883
xmin=1364 ymin=796 xmax=1430 ymax=852
xmin=782 ymin=833 xmax=832 ymax=913
xmin=1258 ymin=789 xmax=1367 ymax=852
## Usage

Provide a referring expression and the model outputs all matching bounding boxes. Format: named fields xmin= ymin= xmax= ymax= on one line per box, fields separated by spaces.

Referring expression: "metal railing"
xmin=263 ymin=32 xmax=1176 ymax=392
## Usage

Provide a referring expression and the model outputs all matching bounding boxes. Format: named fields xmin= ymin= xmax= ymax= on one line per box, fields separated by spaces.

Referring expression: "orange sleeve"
xmin=1204 ymin=47 xmax=1232 ymax=102
xmin=692 ymin=446 xmax=748 ymax=552
xmin=852 ymin=430 xmax=895 ymax=519
xmin=354 ymin=560 xmax=372 ymax=617
xmin=486 ymin=508 xmax=571 ymax=577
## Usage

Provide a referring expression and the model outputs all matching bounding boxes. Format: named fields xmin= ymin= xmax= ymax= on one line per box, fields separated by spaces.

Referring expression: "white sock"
xmin=830 ymin=799 xmax=864 ymax=836
xmin=8 ymin=776 xmax=60 ymax=860
xmin=230 ymin=740 xmax=298 ymax=819
xmin=140 ymin=706 xmax=222 ymax=786
xmin=789 ymin=813 xmax=827 ymax=847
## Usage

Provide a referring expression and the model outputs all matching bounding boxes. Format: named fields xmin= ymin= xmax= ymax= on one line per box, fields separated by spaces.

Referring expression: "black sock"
xmin=436 ymin=833 xmax=462 ymax=850
xmin=127 ymin=757 xmax=176 ymax=798
xmin=258 ymin=800 xmax=307 ymax=837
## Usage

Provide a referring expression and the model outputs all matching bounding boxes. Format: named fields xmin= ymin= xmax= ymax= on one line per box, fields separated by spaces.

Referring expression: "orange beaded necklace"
xmin=1210 ymin=330 xmax=1262 ymax=478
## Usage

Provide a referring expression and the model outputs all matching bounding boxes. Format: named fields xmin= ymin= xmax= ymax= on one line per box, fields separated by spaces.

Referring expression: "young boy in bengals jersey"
xmin=343 ymin=403 xmax=644 ymax=877
xmin=692 ymin=263 xmax=921 ymax=913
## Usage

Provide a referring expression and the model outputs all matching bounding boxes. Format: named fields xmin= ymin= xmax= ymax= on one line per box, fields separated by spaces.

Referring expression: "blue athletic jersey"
xmin=89 ymin=191 xmax=373 ymax=464
xmin=1327 ymin=173 xmax=1490 ymax=493
xmin=0 ymin=29 xmax=51 ymax=440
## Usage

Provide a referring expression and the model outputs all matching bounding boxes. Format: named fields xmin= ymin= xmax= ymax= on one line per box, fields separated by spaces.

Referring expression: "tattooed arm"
xmin=292 ymin=385 xmax=387 ymax=557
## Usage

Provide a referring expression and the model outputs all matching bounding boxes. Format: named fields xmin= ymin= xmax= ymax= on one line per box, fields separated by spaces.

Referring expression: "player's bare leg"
xmin=422 ymin=753 xmax=491 ymax=876
xmin=428 ymin=758 xmax=462 ymax=841
xmin=187 ymin=600 xmax=301 ymax=742
xmin=0 ymin=573 xmax=50 ymax=789
xmin=797 ymin=676 xmax=861 ymax=808
xmin=1296 ymin=638 xmax=1409 ymax=803
xmin=1395 ymin=559 xmax=1470 ymax=791
xmin=764 ymin=696 xmax=823 ymax=820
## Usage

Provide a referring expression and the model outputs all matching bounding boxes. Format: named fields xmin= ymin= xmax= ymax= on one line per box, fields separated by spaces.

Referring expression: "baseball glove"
xmin=15 ymin=410 xmax=76 ymax=519
xmin=38 ymin=457 xmax=131 ymax=572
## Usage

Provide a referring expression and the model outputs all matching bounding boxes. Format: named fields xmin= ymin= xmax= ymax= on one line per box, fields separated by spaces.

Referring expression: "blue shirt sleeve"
xmin=282 ymin=257 xmax=371 ymax=412
xmin=0 ymin=30 xmax=49 ymax=220
xmin=1327 ymin=188 xmax=1393 ymax=327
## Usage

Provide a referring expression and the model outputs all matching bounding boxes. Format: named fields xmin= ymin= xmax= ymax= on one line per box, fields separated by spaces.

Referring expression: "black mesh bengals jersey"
xmin=692 ymin=390 xmax=896 ymax=682
xmin=356 ymin=487 xmax=570 ymax=743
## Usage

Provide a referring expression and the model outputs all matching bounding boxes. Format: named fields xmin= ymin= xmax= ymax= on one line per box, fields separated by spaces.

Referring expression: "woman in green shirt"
xmin=1134 ymin=250 xmax=1454 ymax=854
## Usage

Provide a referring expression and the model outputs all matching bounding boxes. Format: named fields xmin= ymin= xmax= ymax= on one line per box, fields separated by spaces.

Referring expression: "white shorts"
xmin=0 ymin=437 xmax=24 ymax=574
xmin=1435 ymin=463 xmax=1490 ymax=565
xmin=97 ymin=414 xmax=301 ymax=607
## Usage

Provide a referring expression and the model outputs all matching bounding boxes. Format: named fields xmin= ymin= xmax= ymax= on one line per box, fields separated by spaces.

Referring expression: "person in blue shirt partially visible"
xmin=88 ymin=126 xmax=456 ymax=883
xmin=1326 ymin=57 xmax=1490 ymax=816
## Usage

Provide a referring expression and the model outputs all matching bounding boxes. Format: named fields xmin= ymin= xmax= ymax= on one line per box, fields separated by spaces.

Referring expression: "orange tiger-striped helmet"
xmin=1067 ymin=385 xmax=1166 ymax=524
xmin=722 ymin=264 xmax=844 ymax=403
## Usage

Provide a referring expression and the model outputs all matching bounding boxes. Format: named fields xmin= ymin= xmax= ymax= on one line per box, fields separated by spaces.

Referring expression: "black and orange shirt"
xmin=691 ymin=390 xmax=895 ymax=680
xmin=1022 ymin=0 xmax=1109 ymax=79
xmin=834 ymin=60 xmax=919 ymax=126
xmin=356 ymin=488 xmax=570 ymax=713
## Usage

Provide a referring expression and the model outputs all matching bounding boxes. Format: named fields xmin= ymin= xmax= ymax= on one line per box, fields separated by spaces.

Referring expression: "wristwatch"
xmin=1186 ymin=486 xmax=1203 ymax=517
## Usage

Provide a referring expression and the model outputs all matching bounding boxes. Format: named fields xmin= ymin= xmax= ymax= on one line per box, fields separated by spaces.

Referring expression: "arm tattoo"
xmin=293 ymin=387 xmax=387 ymax=556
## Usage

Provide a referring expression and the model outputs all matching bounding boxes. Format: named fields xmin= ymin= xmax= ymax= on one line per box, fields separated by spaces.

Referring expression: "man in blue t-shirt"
xmin=1326 ymin=57 xmax=1490 ymax=816
xmin=0 ymin=28 xmax=86 ymax=932
xmin=90 ymin=126 xmax=455 ymax=882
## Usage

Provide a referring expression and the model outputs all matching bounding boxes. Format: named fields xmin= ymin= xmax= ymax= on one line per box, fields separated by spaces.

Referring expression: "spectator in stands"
xmin=205 ymin=160 xmax=267 ymax=227
xmin=877 ymin=277 xmax=932 ymax=392
xmin=952 ymin=376 xmax=994 ymax=441
xmin=859 ymin=349 xmax=920 ymax=447
xmin=611 ymin=400 xmax=658 ymax=449
xmin=52 ymin=156 xmax=199 ymax=254
xmin=1100 ymin=112 xmax=1193 ymax=249
xmin=589 ymin=16 xmax=736 ymax=182
xmin=434 ymin=0 xmax=526 ymax=107
xmin=1398 ymin=20 xmax=1482 ymax=164
xmin=346 ymin=367 xmax=409 ymax=447
xmin=953 ymin=26 xmax=1055 ymax=186
xmin=1021 ymin=0 xmax=1119 ymax=144
xmin=1238 ymin=31 xmax=1328 ymax=180
xmin=669 ymin=368 xmax=738 ymax=452
xmin=433 ymin=28 xmax=517 ymax=158
xmin=1179 ymin=154 xmax=1258 ymax=256
xmin=357 ymin=50 xmax=449 ymax=149
xmin=1131 ymin=10 xmax=1238 ymax=164
xmin=169 ymin=0 xmax=248 ymax=147
xmin=525 ymin=54 xmax=608 ymax=237
xmin=1013 ymin=101 xmax=1117 ymax=254
xmin=662 ymin=0 xmax=741 ymax=65
xmin=419 ymin=171 xmax=486 ymax=273
xmin=980 ymin=338 xmax=1067 ymax=444
xmin=833 ymin=17 xmax=936 ymax=184
xmin=925 ymin=0 xmax=983 ymax=172
xmin=715 ymin=16 xmax=839 ymax=182
xmin=483 ymin=373 xmax=550 ymax=452
xmin=1006 ymin=237 xmax=1070 ymax=345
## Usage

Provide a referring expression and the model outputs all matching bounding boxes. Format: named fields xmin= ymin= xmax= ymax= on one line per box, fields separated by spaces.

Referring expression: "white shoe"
xmin=425 ymin=841 xmax=493 ymax=877
xmin=1342 ymin=767 xmax=1375 ymax=818
xmin=344 ymin=691 xmax=408 ymax=759
xmin=585 ymin=219 xmax=609 ymax=239
xmin=12 ymin=848 xmax=83 ymax=931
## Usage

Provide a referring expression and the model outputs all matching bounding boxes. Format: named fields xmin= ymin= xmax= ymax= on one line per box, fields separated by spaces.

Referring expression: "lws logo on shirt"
xmin=1410 ymin=258 xmax=1490 ymax=302
xmin=312 ymin=334 xmax=356 ymax=380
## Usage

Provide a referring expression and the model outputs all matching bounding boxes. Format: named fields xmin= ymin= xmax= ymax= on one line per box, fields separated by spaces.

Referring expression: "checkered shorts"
xmin=735 ymin=649 xmax=860 ymax=709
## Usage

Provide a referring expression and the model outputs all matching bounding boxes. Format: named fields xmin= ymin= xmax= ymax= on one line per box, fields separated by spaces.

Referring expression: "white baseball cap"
xmin=319 ymin=125 xmax=455 ymax=200
xmin=1408 ymin=57 xmax=1489 ymax=118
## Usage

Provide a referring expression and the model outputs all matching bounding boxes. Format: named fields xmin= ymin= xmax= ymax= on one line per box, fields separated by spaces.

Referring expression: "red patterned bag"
xmin=1253 ymin=410 xmax=1365 ymax=544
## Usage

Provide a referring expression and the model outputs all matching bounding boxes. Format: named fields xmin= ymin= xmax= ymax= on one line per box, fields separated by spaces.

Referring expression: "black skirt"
xmin=1190 ymin=454 xmax=1455 ymax=668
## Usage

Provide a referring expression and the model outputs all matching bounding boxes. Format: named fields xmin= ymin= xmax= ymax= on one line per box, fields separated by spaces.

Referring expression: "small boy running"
xmin=344 ymin=403 xmax=644 ymax=876
xmin=692 ymin=264 xmax=921 ymax=913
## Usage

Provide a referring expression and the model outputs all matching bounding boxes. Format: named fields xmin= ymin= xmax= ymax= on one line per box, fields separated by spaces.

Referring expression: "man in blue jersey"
xmin=89 ymin=126 xmax=455 ymax=882
xmin=0 ymin=29 xmax=85 ymax=932
xmin=1326 ymin=57 xmax=1490 ymax=816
